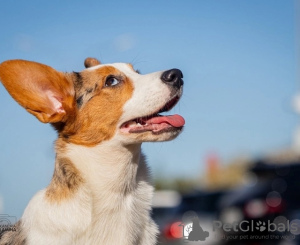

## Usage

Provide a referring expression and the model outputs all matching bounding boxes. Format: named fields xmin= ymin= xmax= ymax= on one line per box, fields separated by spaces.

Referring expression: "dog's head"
xmin=0 ymin=58 xmax=185 ymax=146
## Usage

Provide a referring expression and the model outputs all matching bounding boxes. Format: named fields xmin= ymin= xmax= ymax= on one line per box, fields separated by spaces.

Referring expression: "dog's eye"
xmin=105 ymin=77 xmax=120 ymax=87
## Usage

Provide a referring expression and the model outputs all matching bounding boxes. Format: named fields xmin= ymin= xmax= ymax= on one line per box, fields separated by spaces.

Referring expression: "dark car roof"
xmin=174 ymin=190 xmax=225 ymax=214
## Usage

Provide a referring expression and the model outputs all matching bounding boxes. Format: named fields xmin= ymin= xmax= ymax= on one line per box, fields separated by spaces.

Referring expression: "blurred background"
xmin=0 ymin=0 xmax=299 ymax=244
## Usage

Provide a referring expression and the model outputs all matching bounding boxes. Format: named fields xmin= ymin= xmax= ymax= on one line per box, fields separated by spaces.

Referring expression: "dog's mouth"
xmin=120 ymin=95 xmax=185 ymax=134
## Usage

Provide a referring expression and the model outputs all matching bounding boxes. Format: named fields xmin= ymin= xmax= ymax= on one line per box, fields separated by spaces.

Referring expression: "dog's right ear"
xmin=0 ymin=59 xmax=75 ymax=123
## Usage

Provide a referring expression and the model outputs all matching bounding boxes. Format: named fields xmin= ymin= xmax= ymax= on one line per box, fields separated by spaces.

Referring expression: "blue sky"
xmin=0 ymin=0 xmax=298 ymax=218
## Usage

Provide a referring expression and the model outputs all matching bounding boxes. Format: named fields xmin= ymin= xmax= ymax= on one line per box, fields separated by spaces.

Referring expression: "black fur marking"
xmin=60 ymin=164 xmax=67 ymax=177
xmin=73 ymin=72 xmax=83 ymax=89
xmin=86 ymin=88 xmax=93 ymax=93
xmin=76 ymin=95 xmax=84 ymax=107
xmin=62 ymin=134 xmax=69 ymax=139
xmin=52 ymin=159 xmax=72 ymax=188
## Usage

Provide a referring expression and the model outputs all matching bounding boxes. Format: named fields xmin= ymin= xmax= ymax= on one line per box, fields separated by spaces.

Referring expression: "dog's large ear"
xmin=0 ymin=59 xmax=75 ymax=123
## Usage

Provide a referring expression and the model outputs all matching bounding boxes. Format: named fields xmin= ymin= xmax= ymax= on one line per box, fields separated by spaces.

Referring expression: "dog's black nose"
xmin=161 ymin=69 xmax=184 ymax=89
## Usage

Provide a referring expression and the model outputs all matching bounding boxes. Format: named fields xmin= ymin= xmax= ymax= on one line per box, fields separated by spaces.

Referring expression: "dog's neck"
xmin=55 ymin=138 xmax=145 ymax=197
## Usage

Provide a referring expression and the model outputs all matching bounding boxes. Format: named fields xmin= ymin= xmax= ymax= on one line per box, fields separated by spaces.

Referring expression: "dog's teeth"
xmin=125 ymin=121 xmax=137 ymax=128
xmin=124 ymin=119 xmax=148 ymax=128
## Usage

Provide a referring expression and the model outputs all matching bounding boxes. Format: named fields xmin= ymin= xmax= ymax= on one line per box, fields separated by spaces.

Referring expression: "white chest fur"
xmin=21 ymin=140 xmax=158 ymax=245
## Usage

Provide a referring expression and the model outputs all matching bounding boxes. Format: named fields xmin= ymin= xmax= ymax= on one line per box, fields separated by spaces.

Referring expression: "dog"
xmin=0 ymin=57 xmax=185 ymax=245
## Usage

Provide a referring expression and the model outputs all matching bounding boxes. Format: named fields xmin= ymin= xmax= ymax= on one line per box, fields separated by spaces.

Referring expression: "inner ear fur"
xmin=0 ymin=59 xmax=75 ymax=123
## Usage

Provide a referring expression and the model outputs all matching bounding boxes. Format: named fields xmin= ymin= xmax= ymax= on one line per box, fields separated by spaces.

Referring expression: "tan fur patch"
xmin=59 ymin=66 xmax=134 ymax=146
xmin=127 ymin=63 xmax=135 ymax=71
xmin=45 ymin=158 xmax=84 ymax=202
xmin=84 ymin=57 xmax=101 ymax=68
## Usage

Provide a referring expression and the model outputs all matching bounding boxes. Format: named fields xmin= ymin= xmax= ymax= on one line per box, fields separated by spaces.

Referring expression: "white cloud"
xmin=113 ymin=34 xmax=136 ymax=52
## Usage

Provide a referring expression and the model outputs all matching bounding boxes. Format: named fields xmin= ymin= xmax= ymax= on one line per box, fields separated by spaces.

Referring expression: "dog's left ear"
xmin=0 ymin=59 xmax=75 ymax=123
xmin=84 ymin=57 xmax=101 ymax=68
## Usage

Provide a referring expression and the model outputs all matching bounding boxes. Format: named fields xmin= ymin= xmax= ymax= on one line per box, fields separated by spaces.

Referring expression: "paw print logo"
xmin=256 ymin=221 xmax=266 ymax=232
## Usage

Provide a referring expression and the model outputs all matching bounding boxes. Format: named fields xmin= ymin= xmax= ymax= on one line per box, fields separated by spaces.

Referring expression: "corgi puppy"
xmin=0 ymin=57 xmax=185 ymax=245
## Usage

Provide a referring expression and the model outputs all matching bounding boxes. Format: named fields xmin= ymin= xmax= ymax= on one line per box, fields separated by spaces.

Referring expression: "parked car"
xmin=155 ymin=190 xmax=226 ymax=245
xmin=217 ymin=160 xmax=300 ymax=245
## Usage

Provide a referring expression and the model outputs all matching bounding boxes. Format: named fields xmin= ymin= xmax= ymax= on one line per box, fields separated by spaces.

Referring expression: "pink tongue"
xmin=145 ymin=114 xmax=185 ymax=127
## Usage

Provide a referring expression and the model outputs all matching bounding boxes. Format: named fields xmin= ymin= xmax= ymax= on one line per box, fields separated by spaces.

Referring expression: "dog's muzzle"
xmin=161 ymin=69 xmax=184 ymax=89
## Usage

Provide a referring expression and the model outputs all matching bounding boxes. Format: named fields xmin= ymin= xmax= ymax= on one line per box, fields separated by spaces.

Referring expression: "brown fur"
xmin=58 ymin=66 xmax=134 ymax=146
xmin=45 ymin=158 xmax=84 ymax=202
xmin=84 ymin=57 xmax=101 ymax=68
xmin=0 ymin=60 xmax=75 ymax=123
